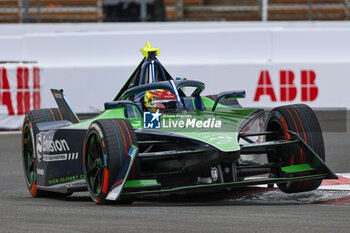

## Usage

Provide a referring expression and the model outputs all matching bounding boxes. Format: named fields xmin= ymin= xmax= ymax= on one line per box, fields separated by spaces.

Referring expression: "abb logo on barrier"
xmin=254 ymin=70 xmax=318 ymax=102
xmin=0 ymin=67 xmax=40 ymax=115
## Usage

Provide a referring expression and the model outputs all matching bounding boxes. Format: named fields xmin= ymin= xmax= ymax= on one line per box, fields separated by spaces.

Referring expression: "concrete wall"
xmin=0 ymin=22 xmax=349 ymax=128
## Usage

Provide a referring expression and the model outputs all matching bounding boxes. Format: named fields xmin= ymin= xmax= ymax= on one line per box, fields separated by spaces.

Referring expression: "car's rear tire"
xmin=22 ymin=108 xmax=72 ymax=197
xmin=83 ymin=119 xmax=137 ymax=205
xmin=266 ymin=104 xmax=325 ymax=193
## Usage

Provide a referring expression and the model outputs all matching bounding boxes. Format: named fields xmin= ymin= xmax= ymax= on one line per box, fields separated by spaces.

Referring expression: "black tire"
xmin=22 ymin=108 xmax=71 ymax=197
xmin=266 ymin=104 xmax=325 ymax=193
xmin=83 ymin=118 xmax=137 ymax=205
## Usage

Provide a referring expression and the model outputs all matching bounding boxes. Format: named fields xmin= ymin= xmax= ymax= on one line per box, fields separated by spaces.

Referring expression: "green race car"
xmin=22 ymin=42 xmax=337 ymax=204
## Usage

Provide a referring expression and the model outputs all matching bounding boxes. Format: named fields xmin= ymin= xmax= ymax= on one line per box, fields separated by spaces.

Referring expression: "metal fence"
xmin=0 ymin=0 xmax=350 ymax=23
xmin=0 ymin=0 xmax=166 ymax=23
xmin=165 ymin=0 xmax=350 ymax=21
xmin=0 ymin=0 xmax=103 ymax=23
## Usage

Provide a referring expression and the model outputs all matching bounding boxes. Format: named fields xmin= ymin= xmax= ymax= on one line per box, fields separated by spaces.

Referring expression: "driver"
xmin=144 ymin=89 xmax=176 ymax=112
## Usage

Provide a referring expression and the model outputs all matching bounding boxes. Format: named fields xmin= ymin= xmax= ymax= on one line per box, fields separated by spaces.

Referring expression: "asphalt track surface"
xmin=0 ymin=115 xmax=349 ymax=233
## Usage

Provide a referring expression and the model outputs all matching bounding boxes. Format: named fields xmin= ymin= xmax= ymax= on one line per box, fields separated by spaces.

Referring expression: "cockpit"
xmin=112 ymin=42 xmax=206 ymax=114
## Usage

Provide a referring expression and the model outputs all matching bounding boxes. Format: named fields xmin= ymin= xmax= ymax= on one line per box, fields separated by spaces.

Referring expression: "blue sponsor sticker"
xmin=275 ymin=112 xmax=281 ymax=119
xmin=104 ymin=154 xmax=108 ymax=167
xmin=128 ymin=145 xmax=138 ymax=158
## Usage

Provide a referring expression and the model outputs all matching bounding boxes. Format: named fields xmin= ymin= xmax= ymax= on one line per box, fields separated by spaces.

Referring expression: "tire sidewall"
xmin=84 ymin=122 xmax=108 ymax=203
xmin=22 ymin=115 xmax=38 ymax=196
xmin=83 ymin=119 xmax=137 ymax=204
xmin=266 ymin=110 xmax=292 ymax=164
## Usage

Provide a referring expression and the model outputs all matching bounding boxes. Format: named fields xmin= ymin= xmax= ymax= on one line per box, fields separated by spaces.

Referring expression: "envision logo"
xmin=37 ymin=135 xmax=70 ymax=154
xmin=36 ymin=133 xmax=79 ymax=163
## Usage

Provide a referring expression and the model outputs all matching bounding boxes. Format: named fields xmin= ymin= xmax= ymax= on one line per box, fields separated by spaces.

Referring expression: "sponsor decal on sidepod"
xmin=36 ymin=134 xmax=79 ymax=162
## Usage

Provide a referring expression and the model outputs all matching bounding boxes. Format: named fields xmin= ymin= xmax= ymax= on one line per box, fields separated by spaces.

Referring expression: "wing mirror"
xmin=212 ymin=91 xmax=245 ymax=111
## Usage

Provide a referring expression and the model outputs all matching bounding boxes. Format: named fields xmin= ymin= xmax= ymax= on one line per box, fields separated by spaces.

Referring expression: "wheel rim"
xmin=266 ymin=118 xmax=289 ymax=165
xmin=23 ymin=124 xmax=35 ymax=186
xmin=267 ymin=116 xmax=296 ymax=190
xmin=85 ymin=131 xmax=104 ymax=196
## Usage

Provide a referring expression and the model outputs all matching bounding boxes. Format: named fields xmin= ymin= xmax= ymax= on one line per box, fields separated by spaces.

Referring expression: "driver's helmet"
xmin=144 ymin=89 xmax=176 ymax=112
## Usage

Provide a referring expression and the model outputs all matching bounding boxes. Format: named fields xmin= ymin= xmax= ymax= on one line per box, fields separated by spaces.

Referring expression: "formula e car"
xmin=22 ymin=42 xmax=337 ymax=204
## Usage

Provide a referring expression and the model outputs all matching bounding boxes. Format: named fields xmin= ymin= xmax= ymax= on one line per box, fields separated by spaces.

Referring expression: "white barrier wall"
xmin=0 ymin=22 xmax=349 ymax=129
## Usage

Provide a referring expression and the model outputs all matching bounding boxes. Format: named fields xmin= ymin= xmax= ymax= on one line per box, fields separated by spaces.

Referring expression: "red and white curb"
xmin=319 ymin=173 xmax=350 ymax=190
xmin=315 ymin=173 xmax=350 ymax=205
xmin=227 ymin=174 xmax=350 ymax=205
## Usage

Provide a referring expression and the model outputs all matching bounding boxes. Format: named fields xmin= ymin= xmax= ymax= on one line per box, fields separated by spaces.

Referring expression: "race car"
xmin=22 ymin=42 xmax=337 ymax=204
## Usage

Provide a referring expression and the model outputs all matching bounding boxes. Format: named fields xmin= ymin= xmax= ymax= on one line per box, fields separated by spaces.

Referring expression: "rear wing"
xmin=50 ymin=89 xmax=80 ymax=124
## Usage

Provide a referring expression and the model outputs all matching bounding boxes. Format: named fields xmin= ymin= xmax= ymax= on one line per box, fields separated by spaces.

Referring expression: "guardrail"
xmin=0 ymin=0 xmax=103 ymax=23
xmin=1 ymin=0 xmax=350 ymax=22
xmin=165 ymin=0 xmax=350 ymax=21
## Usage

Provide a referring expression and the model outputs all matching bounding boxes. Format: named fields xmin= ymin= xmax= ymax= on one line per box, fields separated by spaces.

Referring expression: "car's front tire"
xmin=266 ymin=104 xmax=325 ymax=193
xmin=83 ymin=118 xmax=137 ymax=204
